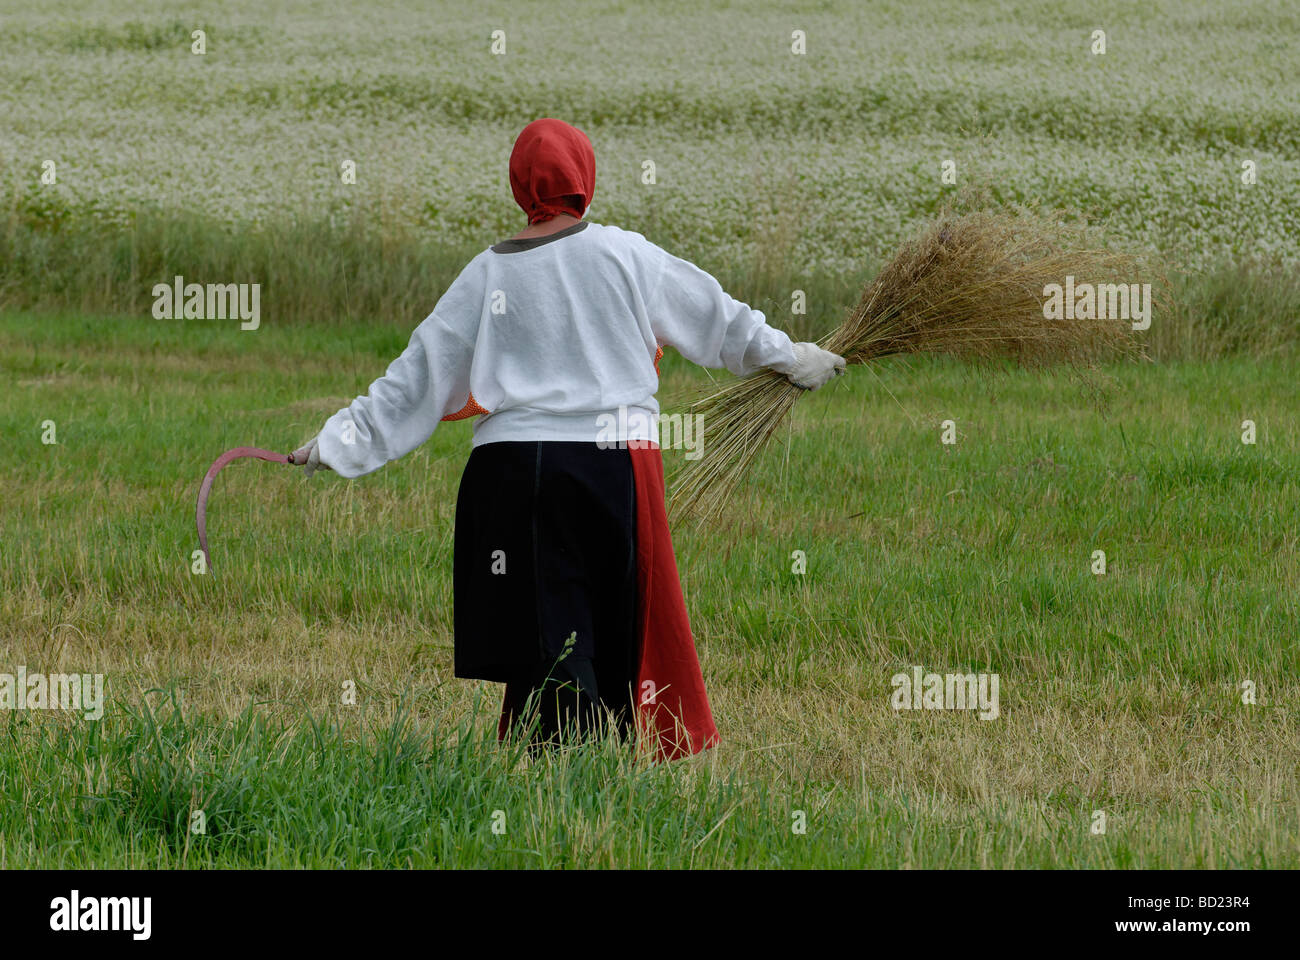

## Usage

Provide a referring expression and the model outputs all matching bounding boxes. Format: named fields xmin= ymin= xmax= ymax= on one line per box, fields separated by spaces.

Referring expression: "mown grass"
xmin=1 ymin=310 xmax=1296 ymax=867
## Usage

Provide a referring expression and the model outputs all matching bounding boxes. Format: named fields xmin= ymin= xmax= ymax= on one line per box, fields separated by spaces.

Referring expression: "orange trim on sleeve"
xmin=441 ymin=392 xmax=490 ymax=422
xmin=653 ymin=345 xmax=664 ymax=377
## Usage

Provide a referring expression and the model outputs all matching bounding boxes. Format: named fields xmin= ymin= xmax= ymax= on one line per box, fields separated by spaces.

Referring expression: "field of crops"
xmin=1 ymin=0 xmax=1298 ymax=869
xmin=4 ymin=0 xmax=1298 ymax=275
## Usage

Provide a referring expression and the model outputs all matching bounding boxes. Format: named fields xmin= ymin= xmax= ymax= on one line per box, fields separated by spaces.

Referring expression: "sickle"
xmin=196 ymin=445 xmax=312 ymax=567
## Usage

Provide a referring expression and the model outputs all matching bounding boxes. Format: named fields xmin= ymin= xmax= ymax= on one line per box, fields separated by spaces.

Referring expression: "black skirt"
xmin=452 ymin=441 xmax=639 ymax=688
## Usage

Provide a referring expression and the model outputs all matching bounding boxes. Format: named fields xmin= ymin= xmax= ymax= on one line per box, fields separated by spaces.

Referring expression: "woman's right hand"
xmin=291 ymin=436 xmax=330 ymax=478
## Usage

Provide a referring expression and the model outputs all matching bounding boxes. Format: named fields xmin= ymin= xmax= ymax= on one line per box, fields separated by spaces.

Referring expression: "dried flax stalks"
xmin=669 ymin=209 xmax=1154 ymax=521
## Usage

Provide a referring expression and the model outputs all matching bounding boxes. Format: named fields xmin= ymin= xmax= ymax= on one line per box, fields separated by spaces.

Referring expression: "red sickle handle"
xmin=196 ymin=446 xmax=300 ymax=568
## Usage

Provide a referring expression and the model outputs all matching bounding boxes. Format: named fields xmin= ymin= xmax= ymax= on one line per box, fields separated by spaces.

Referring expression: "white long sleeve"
xmin=316 ymin=255 xmax=483 ymax=478
xmin=644 ymin=246 xmax=797 ymax=377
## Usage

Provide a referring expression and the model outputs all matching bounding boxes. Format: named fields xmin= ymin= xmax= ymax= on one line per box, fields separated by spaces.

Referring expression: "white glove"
xmin=294 ymin=435 xmax=330 ymax=478
xmin=784 ymin=342 xmax=847 ymax=391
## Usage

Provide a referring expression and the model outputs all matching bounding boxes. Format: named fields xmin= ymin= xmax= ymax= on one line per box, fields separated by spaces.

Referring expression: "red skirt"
xmin=623 ymin=442 xmax=720 ymax=761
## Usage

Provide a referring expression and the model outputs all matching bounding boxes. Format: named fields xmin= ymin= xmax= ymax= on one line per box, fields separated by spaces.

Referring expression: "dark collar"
xmin=491 ymin=220 xmax=590 ymax=254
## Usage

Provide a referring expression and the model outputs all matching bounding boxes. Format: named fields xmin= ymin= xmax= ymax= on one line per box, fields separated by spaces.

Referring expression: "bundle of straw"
xmin=669 ymin=208 xmax=1152 ymax=521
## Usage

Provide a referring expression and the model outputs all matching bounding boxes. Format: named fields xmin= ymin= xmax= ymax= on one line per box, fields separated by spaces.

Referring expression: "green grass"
xmin=0 ymin=200 xmax=861 ymax=345
xmin=4 ymin=199 xmax=1298 ymax=359
xmin=5 ymin=692 xmax=1287 ymax=868
xmin=1 ymin=309 xmax=1296 ymax=867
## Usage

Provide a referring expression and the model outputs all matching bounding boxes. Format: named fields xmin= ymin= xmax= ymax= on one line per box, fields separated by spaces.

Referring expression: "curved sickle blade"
xmin=196 ymin=447 xmax=291 ymax=568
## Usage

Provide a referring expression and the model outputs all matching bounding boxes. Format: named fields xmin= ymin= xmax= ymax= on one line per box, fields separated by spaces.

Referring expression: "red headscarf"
xmin=509 ymin=118 xmax=596 ymax=225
